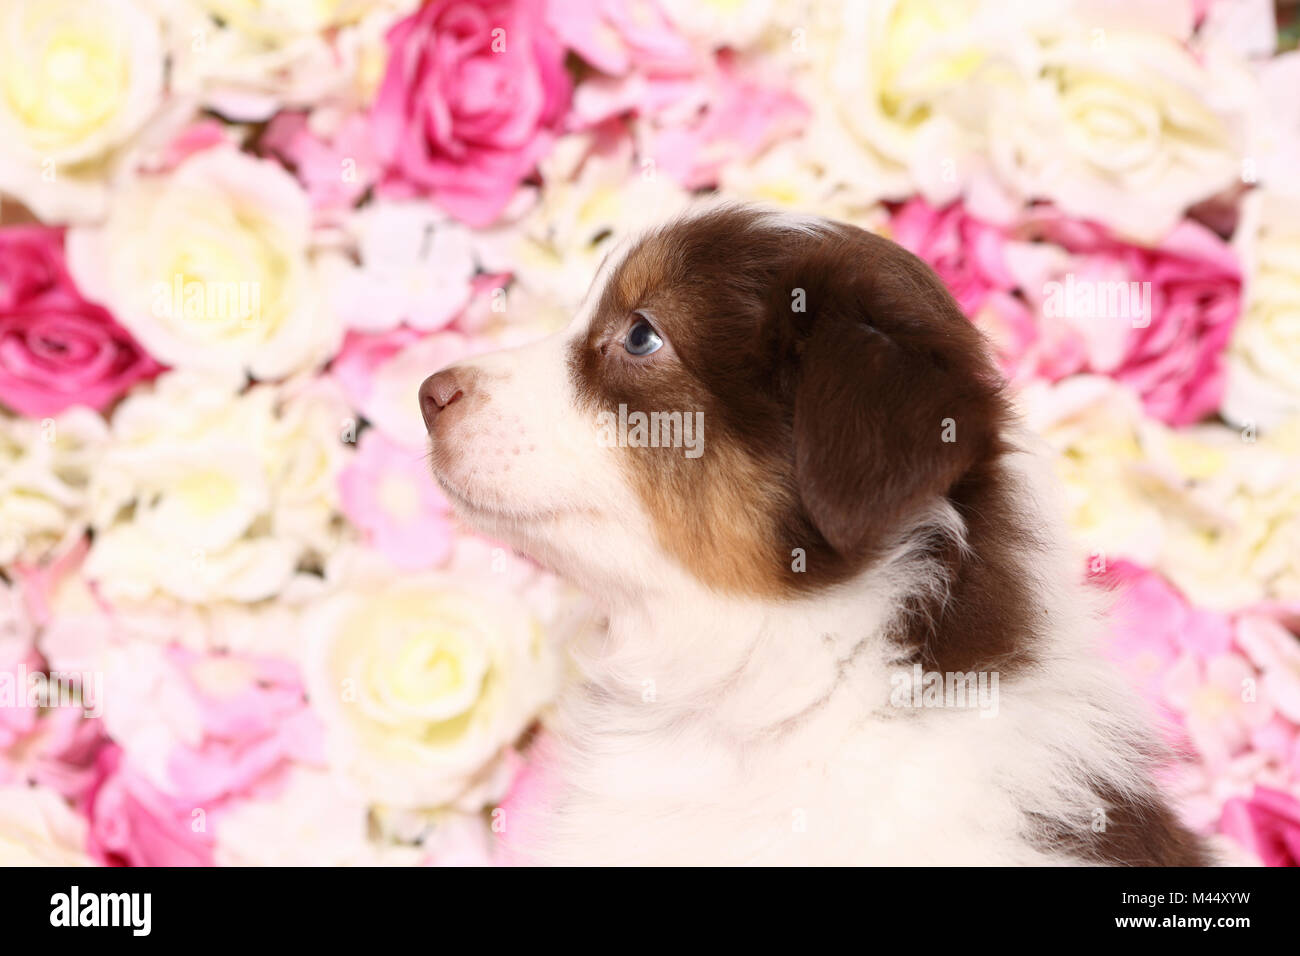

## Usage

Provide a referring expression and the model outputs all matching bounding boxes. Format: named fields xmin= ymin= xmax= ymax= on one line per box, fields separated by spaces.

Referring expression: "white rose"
xmin=0 ymin=408 xmax=107 ymax=565
xmin=808 ymin=0 xmax=1034 ymax=206
xmin=165 ymin=0 xmax=408 ymax=121
xmin=0 ymin=0 xmax=165 ymax=222
xmin=304 ymin=551 xmax=563 ymax=809
xmin=66 ymin=145 xmax=341 ymax=379
xmin=989 ymin=24 xmax=1248 ymax=241
xmin=0 ymin=785 xmax=92 ymax=866
xmin=85 ymin=370 xmax=349 ymax=604
xmin=1223 ymin=190 xmax=1300 ymax=431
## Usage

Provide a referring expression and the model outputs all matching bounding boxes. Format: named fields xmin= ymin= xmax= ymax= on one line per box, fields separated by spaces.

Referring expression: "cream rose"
xmin=166 ymin=0 xmax=405 ymax=121
xmin=808 ymin=0 xmax=1030 ymax=206
xmin=66 ymin=145 xmax=341 ymax=379
xmin=989 ymin=24 xmax=1247 ymax=241
xmin=304 ymin=549 xmax=563 ymax=809
xmin=0 ymin=407 xmax=107 ymax=566
xmin=0 ymin=0 xmax=165 ymax=222
xmin=1223 ymin=190 xmax=1300 ymax=431
xmin=0 ymin=785 xmax=92 ymax=866
xmin=85 ymin=370 xmax=351 ymax=605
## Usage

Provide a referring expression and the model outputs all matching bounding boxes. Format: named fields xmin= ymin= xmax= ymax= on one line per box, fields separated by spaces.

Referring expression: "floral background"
xmin=1 ymin=0 xmax=1299 ymax=867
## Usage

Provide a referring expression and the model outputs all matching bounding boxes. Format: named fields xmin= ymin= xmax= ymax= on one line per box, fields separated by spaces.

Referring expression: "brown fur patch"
xmin=1034 ymin=786 xmax=1211 ymax=866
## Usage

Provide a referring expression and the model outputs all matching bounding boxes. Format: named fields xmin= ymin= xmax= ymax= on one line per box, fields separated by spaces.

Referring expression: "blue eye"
xmin=623 ymin=317 xmax=663 ymax=356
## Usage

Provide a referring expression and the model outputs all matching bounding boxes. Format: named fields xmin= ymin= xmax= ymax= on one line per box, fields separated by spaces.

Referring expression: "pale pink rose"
xmin=1235 ymin=615 xmax=1300 ymax=725
xmin=261 ymin=111 xmax=380 ymax=222
xmin=161 ymin=649 xmax=325 ymax=806
xmin=340 ymin=428 xmax=456 ymax=571
xmin=1012 ymin=210 xmax=1243 ymax=425
xmin=1219 ymin=786 xmax=1300 ymax=866
xmin=632 ymin=53 xmax=807 ymax=189
xmin=0 ymin=227 xmax=160 ymax=418
xmin=1164 ymin=651 xmax=1274 ymax=767
xmin=371 ymin=0 xmax=571 ymax=227
xmin=545 ymin=0 xmax=696 ymax=76
xmin=86 ymin=747 xmax=214 ymax=867
xmin=1097 ymin=562 xmax=1232 ymax=709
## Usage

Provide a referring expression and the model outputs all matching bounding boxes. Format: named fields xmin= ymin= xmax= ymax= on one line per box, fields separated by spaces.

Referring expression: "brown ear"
xmin=791 ymin=285 xmax=1001 ymax=563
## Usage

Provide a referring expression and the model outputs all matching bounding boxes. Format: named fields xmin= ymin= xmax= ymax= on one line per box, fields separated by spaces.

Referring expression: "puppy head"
xmin=422 ymin=205 xmax=1008 ymax=598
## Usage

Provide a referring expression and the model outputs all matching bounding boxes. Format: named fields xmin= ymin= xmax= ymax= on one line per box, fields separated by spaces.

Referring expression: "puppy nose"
xmin=419 ymin=368 xmax=466 ymax=430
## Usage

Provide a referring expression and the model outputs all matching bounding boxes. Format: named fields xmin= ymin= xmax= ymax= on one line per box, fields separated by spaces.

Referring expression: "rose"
xmin=165 ymin=0 xmax=394 ymax=122
xmin=1222 ymin=189 xmax=1300 ymax=431
xmin=546 ymin=0 xmax=695 ymax=76
xmin=303 ymin=550 xmax=562 ymax=809
xmin=1008 ymin=209 xmax=1242 ymax=426
xmin=371 ymin=0 xmax=571 ymax=227
xmin=0 ymin=407 xmax=108 ymax=567
xmin=810 ymin=0 xmax=1029 ymax=205
xmin=85 ymin=370 xmax=348 ymax=605
xmin=0 ymin=784 xmax=92 ymax=865
xmin=989 ymin=24 xmax=1247 ymax=242
xmin=888 ymin=199 xmax=1036 ymax=378
xmin=0 ymin=0 xmax=165 ymax=222
xmin=0 ymin=226 xmax=160 ymax=418
xmin=66 ymin=144 xmax=341 ymax=380
xmin=1219 ymin=786 xmax=1300 ymax=867
xmin=339 ymin=428 xmax=456 ymax=571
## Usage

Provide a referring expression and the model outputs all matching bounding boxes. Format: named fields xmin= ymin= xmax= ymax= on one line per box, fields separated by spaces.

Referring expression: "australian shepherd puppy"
xmin=419 ymin=204 xmax=1208 ymax=866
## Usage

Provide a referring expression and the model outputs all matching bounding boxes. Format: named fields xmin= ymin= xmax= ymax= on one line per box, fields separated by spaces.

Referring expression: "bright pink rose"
xmin=339 ymin=428 xmax=456 ymax=570
xmin=371 ymin=0 xmax=571 ymax=227
xmin=1220 ymin=786 xmax=1300 ymax=866
xmin=1013 ymin=211 xmax=1242 ymax=426
xmin=891 ymin=199 xmax=1020 ymax=317
xmin=0 ymin=227 xmax=160 ymax=418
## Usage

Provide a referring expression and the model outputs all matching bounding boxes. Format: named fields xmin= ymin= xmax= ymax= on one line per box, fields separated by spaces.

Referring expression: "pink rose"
xmin=575 ymin=51 xmax=807 ymax=190
xmin=1219 ymin=786 xmax=1300 ymax=866
xmin=371 ymin=0 xmax=571 ymax=227
xmin=339 ymin=428 xmax=457 ymax=570
xmin=1011 ymin=210 xmax=1243 ymax=425
xmin=86 ymin=747 xmax=215 ymax=867
xmin=545 ymin=0 xmax=695 ymax=76
xmin=891 ymin=199 xmax=1018 ymax=317
xmin=261 ymin=111 xmax=380 ymax=223
xmin=0 ymin=227 xmax=160 ymax=418
xmin=1096 ymin=561 xmax=1233 ymax=708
